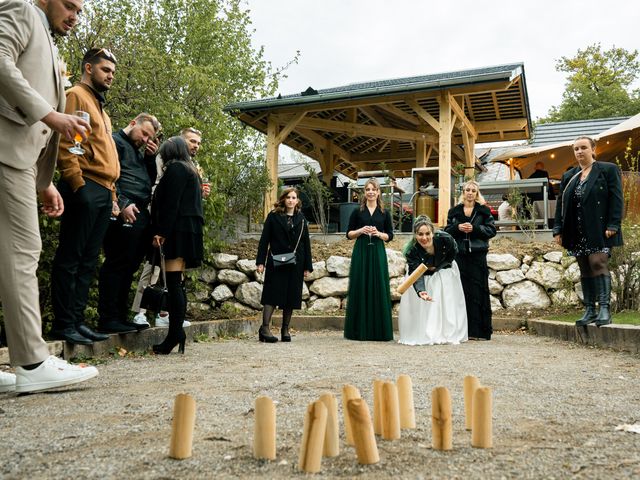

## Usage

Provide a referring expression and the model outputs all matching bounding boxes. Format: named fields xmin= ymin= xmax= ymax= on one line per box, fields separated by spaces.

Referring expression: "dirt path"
xmin=1 ymin=331 xmax=639 ymax=479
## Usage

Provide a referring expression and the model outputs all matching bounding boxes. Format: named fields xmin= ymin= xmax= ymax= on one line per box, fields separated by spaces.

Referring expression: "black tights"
xmin=576 ymin=253 xmax=610 ymax=278
xmin=262 ymin=305 xmax=293 ymax=327
xmin=166 ymin=271 xmax=186 ymax=329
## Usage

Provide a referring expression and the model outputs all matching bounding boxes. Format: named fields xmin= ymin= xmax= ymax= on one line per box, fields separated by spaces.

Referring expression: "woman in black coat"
xmin=256 ymin=188 xmax=312 ymax=342
xmin=444 ymin=180 xmax=497 ymax=340
xmin=553 ymin=136 xmax=623 ymax=326
xmin=150 ymin=136 xmax=204 ymax=354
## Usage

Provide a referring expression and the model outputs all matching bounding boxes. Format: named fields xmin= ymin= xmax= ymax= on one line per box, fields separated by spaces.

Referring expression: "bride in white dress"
xmin=398 ymin=215 xmax=468 ymax=345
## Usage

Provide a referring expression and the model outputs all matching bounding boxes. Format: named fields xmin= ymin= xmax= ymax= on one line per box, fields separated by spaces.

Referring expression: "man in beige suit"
xmin=0 ymin=0 xmax=98 ymax=393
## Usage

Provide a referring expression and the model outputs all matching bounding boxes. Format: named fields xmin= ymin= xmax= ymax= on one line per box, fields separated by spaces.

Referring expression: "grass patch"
xmin=541 ymin=311 xmax=640 ymax=326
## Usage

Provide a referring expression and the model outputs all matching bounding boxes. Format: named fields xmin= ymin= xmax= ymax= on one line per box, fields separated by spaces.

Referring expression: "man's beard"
xmin=90 ymin=74 xmax=110 ymax=93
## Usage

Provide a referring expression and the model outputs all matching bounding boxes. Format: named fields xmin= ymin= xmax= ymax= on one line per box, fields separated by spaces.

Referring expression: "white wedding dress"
xmin=398 ymin=261 xmax=468 ymax=345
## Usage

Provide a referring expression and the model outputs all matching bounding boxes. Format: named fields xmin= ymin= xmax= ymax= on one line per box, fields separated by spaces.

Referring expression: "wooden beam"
xmin=416 ymin=140 xmax=427 ymax=168
xmin=346 ymin=108 xmax=358 ymax=123
xmin=293 ymin=116 xmax=437 ymax=143
xmin=472 ymin=118 xmax=527 ymax=133
xmin=406 ymin=99 xmax=440 ymax=132
xmin=296 ymin=128 xmax=354 ymax=166
xmin=275 ymin=110 xmax=306 ymax=144
xmin=322 ymin=141 xmax=334 ymax=185
xmin=438 ymin=94 xmax=452 ymax=227
xmin=461 ymin=127 xmax=475 ymax=179
xmin=377 ymin=103 xmax=421 ymax=126
xmin=448 ymin=93 xmax=477 ymax=139
xmin=360 ymin=106 xmax=389 ymax=127
xmin=263 ymin=116 xmax=279 ymax=219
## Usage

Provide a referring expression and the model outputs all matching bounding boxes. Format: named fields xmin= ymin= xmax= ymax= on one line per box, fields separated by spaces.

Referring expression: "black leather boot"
xmin=594 ymin=275 xmax=612 ymax=327
xmin=259 ymin=305 xmax=278 ymax=343
xmin=576 ymin=277 xmax=597 ymax=326
xmin=153 ymin=272 xmax=187 ymax=354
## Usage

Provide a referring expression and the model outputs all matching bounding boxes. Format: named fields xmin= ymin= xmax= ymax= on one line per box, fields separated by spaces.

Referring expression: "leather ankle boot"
xmin=594 ymin=275 xmax=612 ymax=326
xmin=576 ymin=277 xmax=597 ymax=326
xmin=259 ymin=325 xmax=278 ymax=343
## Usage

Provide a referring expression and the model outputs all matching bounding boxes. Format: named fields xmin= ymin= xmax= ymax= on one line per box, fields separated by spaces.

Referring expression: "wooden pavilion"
xmin=225 ymin=63 xmax=533 ymax=224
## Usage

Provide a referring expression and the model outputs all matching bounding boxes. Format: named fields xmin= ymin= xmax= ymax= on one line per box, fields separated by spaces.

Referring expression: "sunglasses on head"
xmin=92 ymin=48 xmax=117 ymax=63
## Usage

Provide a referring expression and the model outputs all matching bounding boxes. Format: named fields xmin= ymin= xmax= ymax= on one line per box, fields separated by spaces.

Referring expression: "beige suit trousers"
xmin=0 ymin=163 xmax=50 ymax=366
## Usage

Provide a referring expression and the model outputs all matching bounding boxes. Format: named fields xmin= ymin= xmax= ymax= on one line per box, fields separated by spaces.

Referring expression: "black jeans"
xmin=98 ymin=208 xmax=151 ymax=324
xmin=51 ymin=178 xmax=112 ymax=330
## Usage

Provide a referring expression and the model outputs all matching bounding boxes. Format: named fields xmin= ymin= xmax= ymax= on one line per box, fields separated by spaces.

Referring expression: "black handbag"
xmin=140 ymin=247 xmax=168 ymax=312
xmin=270 ymin=219 xmax=305 ymax=268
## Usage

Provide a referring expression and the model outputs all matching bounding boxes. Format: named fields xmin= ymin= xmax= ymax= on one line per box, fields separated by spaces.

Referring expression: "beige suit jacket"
xmin=0 ymin=0 xmax=65 ymax=190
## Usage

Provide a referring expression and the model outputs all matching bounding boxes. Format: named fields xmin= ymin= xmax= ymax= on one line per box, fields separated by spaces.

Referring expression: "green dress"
xmin=344 ymin=207 xmax=394 ymax=341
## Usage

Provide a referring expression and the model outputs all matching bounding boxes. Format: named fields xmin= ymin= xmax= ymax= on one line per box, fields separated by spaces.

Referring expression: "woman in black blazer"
xmin=444 ymin=180 xmax=497 ymax=340
xmin=256 ymin=188 xmax=312 ymax=342
xmin=553 ymin=136 xmax=623 ymax=326
xmin=150 ymin=136 xmax=204 ymax=354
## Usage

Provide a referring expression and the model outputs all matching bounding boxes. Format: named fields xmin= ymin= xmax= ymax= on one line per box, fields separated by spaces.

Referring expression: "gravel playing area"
xmin=1 ymin=331 xmax=639 ymax=479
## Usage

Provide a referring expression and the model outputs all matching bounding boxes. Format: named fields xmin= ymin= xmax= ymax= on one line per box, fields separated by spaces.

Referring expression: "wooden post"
xmin=342 ymin=384 xmax=361 ymax=445
xmin=416 ymin=139 xmax=427 ymax=168
xmin=438 ymin=94 xmax=452 ymax=227
xmin=431 ymin=386 xmax=452 ymax=451
xmin=346 ymin=398 xmax=379 ymax=465
xmin=319 ymin=393 xmax=339 ymax=457
xmin=169 ymin=393 xmax=196 ymax=460
xmin=372 ymin=379 xmax=384 ymax=435
xmin=298 ymin=400 xmax=328 ymax=473
xmin=263 ymin=115 xmax=280 ymax=219
xmin=471 ymin=387 xmax=493 ymax=448
xmin=381 ymin=381 xmax=401 ymax=440
xmin=253 ymin=396 xmax=276 ymax=460
xmin=322 ymin=141 xmax=335 ymax=186
xmin=463 ymin=375 xmax=480 ymax=431
xmin=397 ymin=374 xmax=416 ymax=429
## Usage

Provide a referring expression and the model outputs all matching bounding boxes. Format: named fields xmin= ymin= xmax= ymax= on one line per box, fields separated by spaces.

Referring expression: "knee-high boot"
xmin=281 ymin=308 xmax=293 ymax=342
xmin=153 ymin=271 xmax=186 ymax=354
xmin=576 ymin=277 xmax=597 ymax=326
xmin=594 ymin=275 xmax=612 ymax=326
xmin=259 ymin=305 xmax=278 ymax=343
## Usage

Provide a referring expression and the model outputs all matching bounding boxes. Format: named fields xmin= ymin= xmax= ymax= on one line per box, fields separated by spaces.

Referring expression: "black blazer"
xmin=346 ymin=206 xmax=394 ymax=242
xmin=405 ymin=230 xmax=458 ymax=293
xmin=553 ymin=161 xmax=624 ymax=249
xmin=444 ymin=203 xmax=496 ymax=253
xmin=256 ymin=211 xmax=313 ymax=272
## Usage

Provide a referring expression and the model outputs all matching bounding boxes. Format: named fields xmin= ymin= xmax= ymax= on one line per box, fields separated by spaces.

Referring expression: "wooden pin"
xmin=471 ymin=386 xmax=493 ymax=448
xmin=372 ymin=379 xmax=384 ymax=435
xmin=396 ymin=263 xmax=428 ymax=294
xmin=169 ymin=393 xmax=196 ymax=459
xmin=319 ymin=393 xmax=339 ymax=457
xmin=346 ymin=398 xmax=379 ymax=465
xmin=298 ymin=400 xmax=328 ymax=473
xmin=463 ymin=375 xmax=480 ymax=431
xmin=342 ymin=384 xmax=361 ymax=445
xmin=253 ymin=396 xmax=276 ymax=460
xmin=431 ymin=386 xmax=453 ymax=451
xmin=381 ymin=381 xmax=401 ymax=440
xmin=397 ymin=374 xmax=416 ymax=429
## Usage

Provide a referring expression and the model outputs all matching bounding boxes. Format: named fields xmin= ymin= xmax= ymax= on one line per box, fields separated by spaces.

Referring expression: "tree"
xmin=541 ymin=43 xmax=640 ymax=123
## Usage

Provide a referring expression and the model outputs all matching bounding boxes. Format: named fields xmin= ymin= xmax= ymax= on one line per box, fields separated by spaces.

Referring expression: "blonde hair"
xmin=457 ymin=180 xmax=486 ymax=205
xmin=359 ymin=178 xmax=384 ymax=212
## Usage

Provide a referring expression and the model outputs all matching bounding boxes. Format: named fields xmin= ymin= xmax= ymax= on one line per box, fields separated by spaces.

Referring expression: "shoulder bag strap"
xmin=293 ymin=218 xmax=305 ymax=253
xmin=158 ymin=245 xmax=167 ymax=288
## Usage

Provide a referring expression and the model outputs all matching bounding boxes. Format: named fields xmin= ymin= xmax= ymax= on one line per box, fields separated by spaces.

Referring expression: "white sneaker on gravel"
xmin=155 ymin=313 xmax=190 ymax=328
xmin=0 ymin=371 xmax=16 ymax=393
xmin=15 ymin=356 xmax=98 ymax=393
xmin=132 ymin=312 xmax=150 ymax=327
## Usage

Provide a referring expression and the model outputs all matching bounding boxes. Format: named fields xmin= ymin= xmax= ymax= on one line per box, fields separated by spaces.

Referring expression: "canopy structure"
xmin=225 ymin=63 xmax=532 ymax=223
xmin=491 ymin=113 xmax=640 ymax=179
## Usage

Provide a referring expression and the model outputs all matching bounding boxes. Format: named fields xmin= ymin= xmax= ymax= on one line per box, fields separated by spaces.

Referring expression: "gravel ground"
xmin=1 ymin=331 xmax=639 ymax=479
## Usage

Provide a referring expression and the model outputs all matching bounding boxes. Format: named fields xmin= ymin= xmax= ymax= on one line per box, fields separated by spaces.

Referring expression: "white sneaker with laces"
xmin=0 ymin=371 xmax=16 ymax=393
xmin=155 ymin=313 xmax=190 ymax=328
xmin=132 ymin=312 xmax=150 ymax=327
xmin=15 ymin=356 xmax=98 ymax=393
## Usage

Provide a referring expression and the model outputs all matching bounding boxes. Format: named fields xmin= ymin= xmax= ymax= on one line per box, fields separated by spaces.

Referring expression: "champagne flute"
xmin=117 ymin=195 xmax=134 ymax=228
xmin=367 ymin=226 xmax=374 ymax=246
xmin=68 ymin=111 xmax=90 ymax=155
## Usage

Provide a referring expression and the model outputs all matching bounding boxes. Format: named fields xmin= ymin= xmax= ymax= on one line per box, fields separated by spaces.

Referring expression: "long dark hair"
xmin=159 ymin=136 xmax=197 ymax=173
xmin=272 ymin=187 xmax=302 ymax=214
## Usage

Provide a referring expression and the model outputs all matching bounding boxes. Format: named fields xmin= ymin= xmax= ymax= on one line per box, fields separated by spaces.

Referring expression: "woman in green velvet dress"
xmin=344 ymin=178 xmax=394 ymax=341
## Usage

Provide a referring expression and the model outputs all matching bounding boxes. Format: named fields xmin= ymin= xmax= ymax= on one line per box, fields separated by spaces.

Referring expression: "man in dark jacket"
xmin=97 ymin=113 xmax=161 ymax=333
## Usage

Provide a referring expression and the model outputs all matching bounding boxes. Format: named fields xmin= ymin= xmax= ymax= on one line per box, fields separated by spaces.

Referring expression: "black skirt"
xmin=162 ymin=224 xmax=203 ymax=268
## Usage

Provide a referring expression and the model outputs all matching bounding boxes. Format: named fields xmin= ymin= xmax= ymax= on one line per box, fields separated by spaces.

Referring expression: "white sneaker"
xmin=132 ymin=312 xmax=150 ymax=327
xmin=15 ymin=356 xmax=98 ymax=393
xmin=155 ymin=313 xmax=190 ymax=328
xmin=0 ymin=371 xmax=16 ymax=393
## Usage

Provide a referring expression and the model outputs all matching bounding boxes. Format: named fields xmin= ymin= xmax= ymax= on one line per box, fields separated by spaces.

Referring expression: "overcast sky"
xmin=244 ymin=0 xmax=639 ymax=122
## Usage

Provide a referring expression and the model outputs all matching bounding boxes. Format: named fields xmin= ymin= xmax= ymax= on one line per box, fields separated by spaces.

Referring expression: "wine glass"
xmin=68 ymin=111 xmax=90 ymax=155
xmin=367 ymin=227 xmax=374 ymax=246
xmin=117 ymin=195 xmax=134 ymax=228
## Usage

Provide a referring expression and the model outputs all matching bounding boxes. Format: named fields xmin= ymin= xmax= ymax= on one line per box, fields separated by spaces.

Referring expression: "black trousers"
xmin=51 ymin=178 xmax=112 ymax=330
xmin=98 ymin=208 xmax=151 ymax=324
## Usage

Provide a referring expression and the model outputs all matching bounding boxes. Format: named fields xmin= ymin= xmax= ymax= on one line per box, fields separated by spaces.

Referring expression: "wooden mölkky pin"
xmin=372 ymin=379 xmax=384 ymax=435
xmin=463 ymin=375 xmax=480 ymax=431
xmin=253 ymin=396 xmax=276 ymax=460
xmin=471 ymin=386 xmax=493 ymax=448
xmin=298 ymin=400 xmax=328 ymax=473
xmin=396 ymin=263 xmax=428 ymax=295
xmin=431 ymin=386 xmax=452 ymax=451
xmin=381 ymin=381 xmax=401 ymax=440
xmin=397 ymin=374 xmax=416 ymax=429
xmin=342 ymin=384 xmax=361 ymax=445
xmin=346 ymin=398 xmax=379 ymax=465
xmin=319 ymin=393 xmax=339 ymax=457
xmin=169 ymin=393 xmax=196 ymax=459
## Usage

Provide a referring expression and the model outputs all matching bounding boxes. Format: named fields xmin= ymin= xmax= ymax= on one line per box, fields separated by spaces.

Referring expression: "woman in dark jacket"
xmin=256 ymin=188 xmax=312 ymax=342
xmin=553 ymin=136 xmax=623 ymax=326
xmin=398 ymin=215 xmax=467 ymax=345
xmin=344 ymin=178 xmax=394 ymax=341
xmin=150 ymin=136 xmax=204 ymax=354
xmin=444 ymin=180 xmax=497 ymax=340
